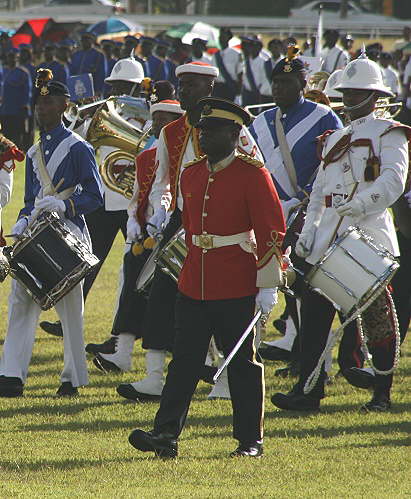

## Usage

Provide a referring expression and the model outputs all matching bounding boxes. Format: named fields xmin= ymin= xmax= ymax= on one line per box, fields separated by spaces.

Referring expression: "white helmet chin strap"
xmin=129 ymin=82 xmax=137 ymax=96
xmin=343 ymin=90 xmax=376 ymax=113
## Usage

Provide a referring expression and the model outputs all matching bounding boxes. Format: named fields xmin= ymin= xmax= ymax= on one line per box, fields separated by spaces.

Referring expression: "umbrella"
xmin=11 ymin=18 xmax=85 ymax=47
xmin=166 ymin=22 xmax=220 ymax=48
xmin=86 ymin=17 xmax=143 ymax=36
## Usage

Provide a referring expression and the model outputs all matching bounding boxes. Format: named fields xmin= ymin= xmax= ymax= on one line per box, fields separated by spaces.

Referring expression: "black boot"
xmin=85 ymin=335 xmax=117 ymax=355
xmin=230 ymin=441 xmax=263 ymax=458
xmin=39 ymin=320 xmax=63 ymax=338
xmin=0 ymin=376 xmax=24 ymax=397
xmin=271 ymin=391 xmax=320 ymax=411
xmin=360 ymin=391 xmax=391 ymax=412
xmin=56 ymin=382 xmax=79 ymax=397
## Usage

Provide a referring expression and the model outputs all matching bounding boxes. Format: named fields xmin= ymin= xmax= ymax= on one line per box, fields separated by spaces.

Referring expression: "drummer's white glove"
xmin=35 ymin=196 xmax=66 ymax=215
xmin=336 ymin=198 xmax=365 ymax=218
xmin=404 ymin=190 xmax=411 ymax=208
xmin=126 ymin=216 xmax=141 ymax=241
xmin=11 ymin=217 xmax=28 ymax=237
xmin=147 ymin=206 xmax=166 ymax=237
xmin=256 ymin=288 xmax=278 ymax=315
xmin=281 ymin=198 xmax=300 ymax=222
xmin=295 ymin=229 xmax=316 ymax=258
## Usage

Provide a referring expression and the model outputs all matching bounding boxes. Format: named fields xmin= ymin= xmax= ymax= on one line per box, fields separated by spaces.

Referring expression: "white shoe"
xmin=96 ymin=333 xmax=135 ymax=372
xmin=263 ymin=316 xmax=298 ymax=351
xmin=129 ymin=349 xmax=166 ymax=397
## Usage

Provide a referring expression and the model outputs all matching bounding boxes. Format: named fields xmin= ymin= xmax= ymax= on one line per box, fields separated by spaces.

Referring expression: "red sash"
xmin=135 ymin=147 xmax=158 ymax=227
xmin=163 ymin=114 xmax=202 ymax=211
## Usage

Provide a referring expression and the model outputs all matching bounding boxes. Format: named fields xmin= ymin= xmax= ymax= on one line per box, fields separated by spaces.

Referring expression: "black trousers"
xmin=111 ymin=247 xmax=151 ymax=338
xmin=142 ymin=209 xmax=182 ymax=351
xmin=293 ymin=285 xmax=396 ymax=399
xmin=154 ymin=293 xmax=263 ymax=443
xmin=212 ymin=82 xmax=237 ymax=102
xmin=84 ymin=206 xmax=127 ymax=301
xmin=0 ymin=114 xmax=26 ymax=151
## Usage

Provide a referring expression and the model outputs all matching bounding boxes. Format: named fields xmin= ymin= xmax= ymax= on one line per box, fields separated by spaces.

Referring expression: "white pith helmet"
xmin=105 ymin=57 xmax=144 ymax=84
xmin=324 ymin=69 xmax=343 ymax=98
xmin=334 ymin=57 xmax=393 ymax=97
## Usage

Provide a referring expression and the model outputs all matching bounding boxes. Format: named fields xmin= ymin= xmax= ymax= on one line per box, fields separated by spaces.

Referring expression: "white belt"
xmin=192 ymin=231 xmax=252 ymax=250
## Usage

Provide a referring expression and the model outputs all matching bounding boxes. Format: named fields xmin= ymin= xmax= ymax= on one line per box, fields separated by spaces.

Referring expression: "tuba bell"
xmin=86 ymin=96 xmax=151 ymax=200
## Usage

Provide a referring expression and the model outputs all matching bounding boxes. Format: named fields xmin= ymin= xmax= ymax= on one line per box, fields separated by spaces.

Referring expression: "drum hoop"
xmin=13 ymin=212 xmax=56 ymax=254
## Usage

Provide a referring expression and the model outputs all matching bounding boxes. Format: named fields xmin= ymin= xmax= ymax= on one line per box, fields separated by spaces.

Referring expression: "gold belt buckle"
xmin=198 ymin=234 xmax=214 ymax=249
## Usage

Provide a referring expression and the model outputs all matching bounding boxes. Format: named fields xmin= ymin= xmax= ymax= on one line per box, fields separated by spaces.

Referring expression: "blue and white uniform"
xmin=0 ymin=123 xmax=103 ymax=388
xmin=249 ymin=97 xmax=343 ymax=202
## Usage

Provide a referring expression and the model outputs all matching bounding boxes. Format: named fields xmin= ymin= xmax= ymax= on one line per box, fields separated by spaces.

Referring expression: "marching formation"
xmin=0 ymin=26 xmax=410 ymax=460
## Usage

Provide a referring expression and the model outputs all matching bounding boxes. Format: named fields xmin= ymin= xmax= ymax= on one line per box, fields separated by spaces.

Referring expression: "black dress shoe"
xmin=117 ymin=383 xmax=161 ymax=402
xmin=230 ymin=441 xmax=263 ymax=458
xmin=85 ymin=335 xmax=117 ymax=355
xmin=259 ymin=345 xmax=291 ymax=362
xmin=39 ymin=320 xmax=63 ymax=338
xmin=92 ymin=353 xmax=121 ymax=373
xmin=271 ymin=391 xmax=320 ymax=411
xmin=0 ymin=376 xmax=23 ymax=397
xmin=360 ymin=394 xmax=391 ymax=413
xmin=343 ymin=367 xmax=375 ymax=390
xmin=199 ymin=365 xmax=218 ymax=384
xmin=56 ymin=382 xmax=78 ymax=397
xmin=128 ymin=429 xmax=178 ymax=458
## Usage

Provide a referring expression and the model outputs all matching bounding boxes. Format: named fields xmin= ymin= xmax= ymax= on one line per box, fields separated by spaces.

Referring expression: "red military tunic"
xmin=134 ymin=147 xmax=158 ymax=226
xmin=179 ymin=152 xmax=286 ymax=300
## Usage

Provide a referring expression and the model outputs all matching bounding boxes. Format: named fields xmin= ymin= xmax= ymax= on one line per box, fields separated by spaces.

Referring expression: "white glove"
xmin=295 ymin=229 xmax=316 ymax=258
xmin=281 ymin=198 xmax=300 ymax=223
xmin=336 ymin=198 xmax=365 ymax=218
xmin=256 ymin=288 xmax=278 ymax=315
xmin=11 ymin=217 xmax=28 ymax=237
xmin=404 ymin=190 xmax=411 ymax=208
xmin=35 ymin=196 xmax=66 ymax=215
xmin=147 ymin=206 xmax=166 ymax=237
xmin=126 ymin=216 xmax=141 ymax=241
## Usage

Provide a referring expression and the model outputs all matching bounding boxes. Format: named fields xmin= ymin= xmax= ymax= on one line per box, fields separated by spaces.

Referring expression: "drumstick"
xmin=327 ymin=181 xmax=359 ymax=248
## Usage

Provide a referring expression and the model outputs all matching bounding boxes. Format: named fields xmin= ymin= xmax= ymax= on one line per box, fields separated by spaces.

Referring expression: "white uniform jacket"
xmin=303 ymin=112 xmax=409 ymax=265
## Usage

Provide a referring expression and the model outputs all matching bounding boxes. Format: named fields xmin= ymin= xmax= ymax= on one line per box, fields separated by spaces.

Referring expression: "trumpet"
xmin=64 ymin=98 xmax=107 ymax=126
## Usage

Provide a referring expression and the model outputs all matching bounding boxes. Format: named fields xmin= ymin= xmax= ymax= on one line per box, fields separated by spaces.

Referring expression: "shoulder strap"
xmin=215 ymin=51 xmax=237 ymax=91
xmin=275 ymin=109 xmax=299 ymax=194
xmin=35 ymin=142 xmax=56 ymax=197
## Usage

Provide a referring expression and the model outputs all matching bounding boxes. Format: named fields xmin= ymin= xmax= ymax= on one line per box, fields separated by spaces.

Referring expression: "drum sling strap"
xmin=35 ymin=142 xmax=75 ymax=201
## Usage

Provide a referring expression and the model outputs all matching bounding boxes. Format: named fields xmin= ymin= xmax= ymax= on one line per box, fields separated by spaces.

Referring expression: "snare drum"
xmin=156 ymin=228 xmax=187 ymax=283
xmin=306 ymin=226 xmax=399 ymax=317
xmin=8 ymin=211 xmax=99 ymax=310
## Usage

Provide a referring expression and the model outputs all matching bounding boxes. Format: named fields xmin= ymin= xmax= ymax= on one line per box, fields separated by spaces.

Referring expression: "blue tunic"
xmin=20 ymin=123 xmax=103 ymax=231
xmin=37 ymin=60 xmax=69 ymax=84
xmin=249 ymin=98 xmax=343 ymax=200
xmin=70 ymin=48 xmax=107 ymax=94
xmin=0 ymin=66 xmax=32 ymax=116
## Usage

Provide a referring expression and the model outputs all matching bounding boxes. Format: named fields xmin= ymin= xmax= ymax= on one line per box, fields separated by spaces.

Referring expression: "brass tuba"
xmin=86 ymin=96 xmax=151 ymax=200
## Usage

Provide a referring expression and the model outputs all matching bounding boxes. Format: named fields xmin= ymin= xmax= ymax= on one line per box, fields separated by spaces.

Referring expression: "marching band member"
xmin=0 ymin=135 xmax=24 ymax=245
xmin=272 ymin=56 xmax=410 ymax=412
xmin=128 ymin=98 xmax=286 ymax=458
xmin=40 ymin=57 xmax=146 ymax=338
xmin=212 ymin=28 xmax=243 ymax=102
xmin=128 ymin=61 xmax=261 ymax=402
xmin=88 ymin=100 xmax=184 ymax=376
xmin=249 ymin=51 xmax=342 ymax=375
xmin=0 ymin=80 xmax=103 ymax=398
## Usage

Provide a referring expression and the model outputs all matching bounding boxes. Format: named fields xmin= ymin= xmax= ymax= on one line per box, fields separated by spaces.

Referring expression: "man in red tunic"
xmin=128 ymin=98 xmax=285 ymax=458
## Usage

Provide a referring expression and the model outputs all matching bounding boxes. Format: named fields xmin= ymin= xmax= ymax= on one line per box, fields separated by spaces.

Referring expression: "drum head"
xmin=135 ymin=244 xmax=160 ymax=292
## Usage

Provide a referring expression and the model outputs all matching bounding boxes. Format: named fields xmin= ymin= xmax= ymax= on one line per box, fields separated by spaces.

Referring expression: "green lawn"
xmin=0 ymin=161 xmax=410 ymax=498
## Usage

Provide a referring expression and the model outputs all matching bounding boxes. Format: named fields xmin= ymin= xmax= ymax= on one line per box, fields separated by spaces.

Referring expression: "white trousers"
xmin=0 ymin=278 xmax=88 ymax=387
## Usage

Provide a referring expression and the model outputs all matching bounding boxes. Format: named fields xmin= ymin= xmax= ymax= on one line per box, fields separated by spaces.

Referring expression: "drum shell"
xmin=9 ymin=212 xmax=99 ymax=310
xmin=307 ymin=226 xmax=399 ymax=316
xmin=156 ymin=229 xmax=187 ymax=283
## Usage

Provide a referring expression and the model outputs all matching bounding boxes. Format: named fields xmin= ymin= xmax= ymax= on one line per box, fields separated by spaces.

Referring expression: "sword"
xmin=213 ymin=309 xmax=264 ymax=383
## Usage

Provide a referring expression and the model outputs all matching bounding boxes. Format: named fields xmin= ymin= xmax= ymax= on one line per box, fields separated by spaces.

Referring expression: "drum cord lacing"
xmin=303 ymin=289 xmax=401 ymax=394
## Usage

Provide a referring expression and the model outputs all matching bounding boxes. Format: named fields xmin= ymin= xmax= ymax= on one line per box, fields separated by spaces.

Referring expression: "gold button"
xmin=205 ymin=195 xmax=210 ymax=200
xmin=202 ymin=249 xmax=207 ymax=254
xmin=203 ymin=213 xmax=207 ymax=217
xmin=208 ymin=177 xmax=214 ymax=182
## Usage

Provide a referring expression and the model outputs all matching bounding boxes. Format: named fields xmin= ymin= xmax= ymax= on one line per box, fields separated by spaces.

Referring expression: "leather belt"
xmin=192 ymin=231 xmax=252 ymax=250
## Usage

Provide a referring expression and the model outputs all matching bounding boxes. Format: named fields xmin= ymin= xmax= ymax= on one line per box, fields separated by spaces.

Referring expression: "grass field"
xmin=0 ymin=160 xmax=410 ymax=498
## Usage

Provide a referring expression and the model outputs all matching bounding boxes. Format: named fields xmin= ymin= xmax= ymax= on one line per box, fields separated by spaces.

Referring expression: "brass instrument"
xmin=86 ymin=96 xmax=151 ymax=200
xmin=329 ymin=99 xmax=402 ymax=119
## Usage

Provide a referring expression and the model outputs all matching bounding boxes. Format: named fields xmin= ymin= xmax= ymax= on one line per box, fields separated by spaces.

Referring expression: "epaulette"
xmin=380 ymin=122 xmax=411 ymax=142
xmin=183 ymin=155 xmax=206 ymax=169
xmin=237 ymin=153 xmax=264 ymax=168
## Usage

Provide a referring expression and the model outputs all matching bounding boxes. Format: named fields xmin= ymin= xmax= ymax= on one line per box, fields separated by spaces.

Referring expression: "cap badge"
xmin=283 ymin=63 xmax=292 ymax=73
xmin=40 ymin=86 xmax=49 ymax=96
